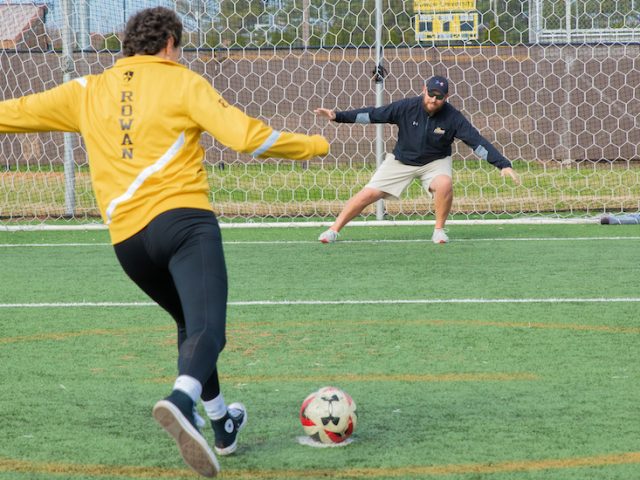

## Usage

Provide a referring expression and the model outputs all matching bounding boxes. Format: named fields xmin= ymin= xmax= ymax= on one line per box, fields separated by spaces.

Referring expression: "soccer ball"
xmin=299 ymin=386 xmax=357 ymax=444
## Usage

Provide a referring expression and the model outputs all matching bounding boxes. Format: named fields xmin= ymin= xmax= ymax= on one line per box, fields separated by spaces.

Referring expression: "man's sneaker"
xmin=211 ymin=402 xmax=248 ymax=456
xmin=318 ymin=229 xmax=339 ymax=243
xmin=432 ymin=229 xmax=449 ymax=244
xmin=153 ymin=390 xmax=220 ymax=478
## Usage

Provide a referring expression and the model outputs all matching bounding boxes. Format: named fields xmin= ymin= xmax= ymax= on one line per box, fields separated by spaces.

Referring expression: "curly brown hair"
xmin=122 ymin=7 xmax=182 ymax=57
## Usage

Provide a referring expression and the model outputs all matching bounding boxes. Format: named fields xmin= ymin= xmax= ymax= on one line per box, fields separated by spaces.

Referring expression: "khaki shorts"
xmin=366 ymin=153 xmax=452 ymax=199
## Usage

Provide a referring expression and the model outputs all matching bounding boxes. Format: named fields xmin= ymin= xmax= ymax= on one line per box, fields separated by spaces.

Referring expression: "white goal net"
xmin=1 ymin=0 xmax=639 ymax=225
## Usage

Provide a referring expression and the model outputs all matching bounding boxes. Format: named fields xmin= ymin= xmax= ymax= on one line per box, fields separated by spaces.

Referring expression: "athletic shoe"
xmin=211 ymin=402 xmax=248 ymax=456
xmin=432 ymin=229 xmax=449 ymax=244
xmin=153 ymin=390 xmax=220 ymax=478
xmin=318 ymin=229 xmax=339 ymax=243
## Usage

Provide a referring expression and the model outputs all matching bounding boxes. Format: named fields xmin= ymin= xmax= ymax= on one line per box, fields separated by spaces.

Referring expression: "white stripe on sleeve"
xmin=251 ymin=130 xmax=281 ymax=157
xmin=105 ymin=132 xmax=185 ymax=225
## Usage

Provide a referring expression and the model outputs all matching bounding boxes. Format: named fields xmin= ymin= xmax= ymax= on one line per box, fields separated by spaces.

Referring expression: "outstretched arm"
xmin=0 ymin=79 xmax=83 ymax=133
xmin=455 ymin=115 xmax=520 ymax=184
xmin=189 ymin=77 xmax=328 ymax=160
xmin=314 ymin=100 xmax=401 ymax=125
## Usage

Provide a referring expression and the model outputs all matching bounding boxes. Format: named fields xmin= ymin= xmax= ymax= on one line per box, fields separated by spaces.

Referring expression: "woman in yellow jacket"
xmin=0 ymin=7 xmax=329 ymax=478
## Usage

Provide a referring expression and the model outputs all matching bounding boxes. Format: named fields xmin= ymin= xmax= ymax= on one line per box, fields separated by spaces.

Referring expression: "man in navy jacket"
xmin=314 ymin=75 xmax=520 ymax=244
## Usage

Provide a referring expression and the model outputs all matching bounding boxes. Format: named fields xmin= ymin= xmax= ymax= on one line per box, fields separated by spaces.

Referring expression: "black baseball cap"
xmin=426 ymin=75 xmax=449 ymax=95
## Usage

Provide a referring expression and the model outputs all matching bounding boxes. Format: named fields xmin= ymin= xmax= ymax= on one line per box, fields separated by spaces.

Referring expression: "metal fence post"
xmin=61 ymin=0 xmax=76 ymax=217
xmin=374 ymin=0 xmax=385 ymax=221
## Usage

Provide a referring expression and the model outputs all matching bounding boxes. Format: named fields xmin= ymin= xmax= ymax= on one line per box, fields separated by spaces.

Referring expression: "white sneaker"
xmin=318 ymin=229 xmax=339 ymax=243
xmin=432 ymin=229 xmax=449 ymax=244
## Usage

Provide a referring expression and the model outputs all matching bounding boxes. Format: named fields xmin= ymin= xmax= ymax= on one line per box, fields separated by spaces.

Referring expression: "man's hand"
xmin=314 ymin=107 xmax=336 ymax=121
xmin=501 ymin=167 xmax=521 ymax=185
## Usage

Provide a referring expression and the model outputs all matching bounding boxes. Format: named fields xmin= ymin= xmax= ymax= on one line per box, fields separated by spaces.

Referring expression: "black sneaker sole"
xmin=153 ymin=400 xmax=220 ymax=477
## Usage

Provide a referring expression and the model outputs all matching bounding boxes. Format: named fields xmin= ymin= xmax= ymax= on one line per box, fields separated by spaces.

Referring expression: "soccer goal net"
xmin=1 ymin=0 xmax=639 ymax=225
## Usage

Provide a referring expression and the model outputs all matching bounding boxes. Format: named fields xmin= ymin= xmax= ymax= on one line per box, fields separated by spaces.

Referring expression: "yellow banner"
xmin=415 ymin=12 xmax=478 ymax=41
xmin=414 ymin=0 xmax=476 ymax=12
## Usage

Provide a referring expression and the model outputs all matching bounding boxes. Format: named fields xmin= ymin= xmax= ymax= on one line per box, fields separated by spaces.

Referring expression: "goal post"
xmin=1 ymin=0 xmax=639 ymax=226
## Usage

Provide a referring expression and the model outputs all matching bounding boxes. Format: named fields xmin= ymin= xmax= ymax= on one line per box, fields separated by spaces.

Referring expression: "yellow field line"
xmin=149 ymin=372 xmax=538 ymax=384
xmin=0 ymin=325 xmax=172 ymax=345
xmin=2 ymin=316 xmax=636 ymax=346
xmin=0 ymin=457 xmax=192 ymax=479
xmin=2 ymin=452 xmax=639 ymax=479
xmin=342 ymin=318 xmax=640 ymax=334
xmin=230 ymin=318 xmax=640 ymax=335
xmin=227 ymin=372 xmax=540 ymax=383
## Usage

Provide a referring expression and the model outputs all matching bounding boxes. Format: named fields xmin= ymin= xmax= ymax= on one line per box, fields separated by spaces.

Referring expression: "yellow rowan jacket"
xmin=0 ymin=55 xmax=329 ymax=243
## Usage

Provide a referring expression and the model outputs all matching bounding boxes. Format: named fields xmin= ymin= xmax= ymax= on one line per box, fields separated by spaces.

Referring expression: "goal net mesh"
xmin=1 ymin=0 xmax=639 ymax=224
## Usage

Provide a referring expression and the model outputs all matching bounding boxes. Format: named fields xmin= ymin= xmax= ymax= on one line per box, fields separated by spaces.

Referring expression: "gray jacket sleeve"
xmin=334 ymin=102 xmax=400 ymax=125
xmin=455 ymin=115 xmax=511 ymax=169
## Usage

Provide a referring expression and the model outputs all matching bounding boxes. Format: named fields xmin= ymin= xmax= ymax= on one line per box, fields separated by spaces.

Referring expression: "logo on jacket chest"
xmin=413 ymin=121 xmax=446 ymax=135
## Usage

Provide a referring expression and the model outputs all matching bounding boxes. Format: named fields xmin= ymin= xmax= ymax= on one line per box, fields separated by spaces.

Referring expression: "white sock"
xmin=203 ymin=394 xmax=227 ymax=420
xmin=173 ymin=375 xmax=202 ymax=403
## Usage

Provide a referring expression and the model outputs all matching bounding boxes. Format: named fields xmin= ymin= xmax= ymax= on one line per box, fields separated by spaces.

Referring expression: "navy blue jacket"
xmin=334 ymin=95 xmax=511 ymax=169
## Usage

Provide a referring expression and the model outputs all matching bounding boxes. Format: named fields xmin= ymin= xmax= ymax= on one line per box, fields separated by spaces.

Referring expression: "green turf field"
xmin=1 ymin=224 xmax=639 ymax=479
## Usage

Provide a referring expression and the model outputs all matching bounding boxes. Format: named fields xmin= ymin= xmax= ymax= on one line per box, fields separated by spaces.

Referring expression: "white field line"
xmin=0 ymin=243 xmax=112 ymax=247
xmin=0 ymin=217 xmax=601 ymax=232
xmin=1 ymin=236 xmax=640 ymax=248
xmin=3 ymin=297 xmax=640 ymax=308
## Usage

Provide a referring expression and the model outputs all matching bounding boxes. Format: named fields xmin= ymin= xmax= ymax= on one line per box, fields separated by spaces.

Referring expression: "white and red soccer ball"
xmin=299 ymin=386 xmax=357 ymax=444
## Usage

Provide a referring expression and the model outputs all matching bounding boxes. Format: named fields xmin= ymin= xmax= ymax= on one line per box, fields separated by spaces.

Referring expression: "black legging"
xmin=114 ymin=208 xmax=227 ymax=401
